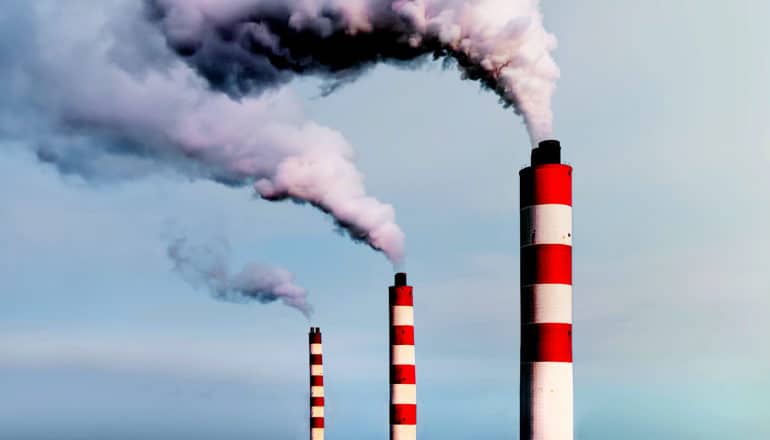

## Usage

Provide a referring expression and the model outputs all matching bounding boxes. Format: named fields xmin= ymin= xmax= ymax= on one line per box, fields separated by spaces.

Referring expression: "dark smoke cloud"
xmin=147 ymin=0 xmax=559 ymax=141
xmin=168 ymin=237 xmax=312 ymax=316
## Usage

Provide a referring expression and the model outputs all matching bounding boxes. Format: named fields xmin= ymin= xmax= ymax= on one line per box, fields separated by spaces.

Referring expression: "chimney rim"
xmin=532 ymin=139 xmax=561 ymax=165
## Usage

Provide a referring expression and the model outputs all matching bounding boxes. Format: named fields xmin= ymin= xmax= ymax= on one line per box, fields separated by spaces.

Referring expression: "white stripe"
xmin=310 ymin=343 xmax=323 ymax=355
xmin=392 ymin=424 xmax=416 ymax=439
xmin=522 ymin=284 xmax=572 ymax=324
xmin=310 ymin=428 xmax=324 ymax=440
xmin=310 ymin=365 xmax=324 ymax=376
xmin=391 ymin=345 xmax=416 ymax=365
xmin=391 ymin=306 xmax=414 ymax=326
xmin=391 ymin=384 xmax=417 ymax=404
xmin=521 ymin=204 xmax=572 ymax=247
xmin=311 ymin=406 xmax=324 ymax=417
xmin=310 ymin=386 xmax=324 ymax=397
xmin=521 ymin=362 xmax=573 ymax=440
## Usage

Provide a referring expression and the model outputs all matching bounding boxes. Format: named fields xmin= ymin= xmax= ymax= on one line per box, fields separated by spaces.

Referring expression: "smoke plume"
xmin=147 ymin=0 xmax=559 ymax=141
xmin=1 ymin=0 xmax=558 ymax=267
xmin=168 ymin=237 xmax=312 ymax=317
xmin=0 ymin=0 xmax=403 ymax=263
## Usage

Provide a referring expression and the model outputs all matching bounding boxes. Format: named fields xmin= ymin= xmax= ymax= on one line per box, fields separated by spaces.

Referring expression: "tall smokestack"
xmin=519 ymin=140 xmax=574 ymax=439
xmin=389 ymin=273 xmax=417 ymax=440
xmin=309 ymin=327 xmax=325 ymax=440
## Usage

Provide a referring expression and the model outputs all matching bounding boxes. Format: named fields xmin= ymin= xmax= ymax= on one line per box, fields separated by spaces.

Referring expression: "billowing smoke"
xmin=168 ymin=237 xmax=312 ymax=317
xmin=0 ymin=1 xmax=403 ymax=263
xmin=1 ymin=0 xmax=558 ymax=267
xmin=147 ymin=0 xmax=559 ymax=141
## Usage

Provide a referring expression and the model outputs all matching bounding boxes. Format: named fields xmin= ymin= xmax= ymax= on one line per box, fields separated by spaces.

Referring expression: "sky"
xmin=1 ymin=1 xmax=770 ymax=439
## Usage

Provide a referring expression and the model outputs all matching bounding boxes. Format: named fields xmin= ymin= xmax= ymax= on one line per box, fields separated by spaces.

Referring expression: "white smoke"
xmin=148 ymin=0 xmax=559 ymax=141
xmin=167 ymin=236 xmax=312 ymax=317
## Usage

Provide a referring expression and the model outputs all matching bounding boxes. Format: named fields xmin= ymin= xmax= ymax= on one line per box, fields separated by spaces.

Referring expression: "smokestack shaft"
xmin=309 ymin=327 xmax=325 ymax=440
xmin=389 ymin=273 xmax=416 ymax=440
xmin=519 ymin=140 xmax=574 ymax=439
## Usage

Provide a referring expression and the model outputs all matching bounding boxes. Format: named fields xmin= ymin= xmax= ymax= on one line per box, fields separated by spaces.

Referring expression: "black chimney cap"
xmin=394 ymin=272 xmax=407 ymax=286
xmin=531 ymin=139 xmax=561 ymax=165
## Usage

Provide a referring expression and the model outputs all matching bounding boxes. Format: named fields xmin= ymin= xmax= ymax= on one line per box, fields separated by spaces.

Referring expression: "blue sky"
xmin=1 ymin=1 xmax=769 ymax=439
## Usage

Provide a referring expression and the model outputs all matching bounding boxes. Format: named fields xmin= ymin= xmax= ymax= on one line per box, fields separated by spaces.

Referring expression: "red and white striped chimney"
xmin=519 ymin=140 xmax=574 ymax=440
xmin=309 ymin=327 xmax=324 ymax=440
xmin=389 ymin=272 xmax=416 ymax=440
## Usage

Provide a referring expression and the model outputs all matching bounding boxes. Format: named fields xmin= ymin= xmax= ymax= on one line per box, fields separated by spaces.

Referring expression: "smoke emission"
xmin=0 ymin=0 xmax=558 ymax=266
xmin=147 ymin=0 xmax=559 ymax=141
xmin=168 ymin=237 xmax=312 ymax=316
xmin=0 ymin=1 xmax=403 ymax=263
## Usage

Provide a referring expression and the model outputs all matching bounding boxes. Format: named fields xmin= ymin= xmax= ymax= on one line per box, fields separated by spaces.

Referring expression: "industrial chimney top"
xmin=394 ymin=272 xmax=407 ymax=286
xmin=532 ymin=139 xmax=561 ymax=165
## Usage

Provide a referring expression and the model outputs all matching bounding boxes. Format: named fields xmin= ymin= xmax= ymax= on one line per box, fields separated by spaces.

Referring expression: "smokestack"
xmin=389 ymin=273 xmax=416 ymax=440
xmin=519 ymin=140 xmax=573 ymax=439
xmin=309 ymin=327 xmax=325 ymax=440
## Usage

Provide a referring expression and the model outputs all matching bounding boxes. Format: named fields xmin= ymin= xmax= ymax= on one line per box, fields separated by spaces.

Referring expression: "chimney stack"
xmin=309 ymin=327 xmax=325 ymax=440
xmin=519 ymin=140 xmax=574 ymax=439
xmin=389 ymin=273 xmax=416 ymax=440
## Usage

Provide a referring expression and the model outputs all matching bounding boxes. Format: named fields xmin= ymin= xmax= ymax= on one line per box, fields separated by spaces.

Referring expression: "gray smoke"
xmin=168 ymin=237 xmax=311 ymax=317
xmin=147 ymin=0 xmax=559 ymax=142
xmin=1 ymin=0 xmax=559 ymax=267
xmin=0 ymin=0 xmax=404 ymax=263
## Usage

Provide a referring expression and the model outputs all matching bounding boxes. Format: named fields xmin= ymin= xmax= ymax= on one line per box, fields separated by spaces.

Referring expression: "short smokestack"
xmin=389 ymin=273 xmax=416 ymax=440
xmin=519 ymin=140 xmax=574 ymax=439
xmin=309 ymin=327 xmax=325 ymax=440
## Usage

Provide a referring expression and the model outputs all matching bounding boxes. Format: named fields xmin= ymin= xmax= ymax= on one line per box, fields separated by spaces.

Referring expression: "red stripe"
xmin=309 ymin=333 xmax=322 ymax=343
xmin=520 ymin=244 xmax=571 ymax=285
xmin=389 ymin=286 xmax=413 ymax=306
xmin=521 ymin=323 xmax=572 ymax=362
xmin=391 ymin=404 xmax=417 ymax=425
xmin=519 ymin=164 xmax=572 ymax=207
xmin=391 ymin=325 xmax=414 ymax=345
xmin=311 ymin=397 xmax=324 ymax=407
xmin=391 ymin=364 xmax=416 ymax=384
xmin=310 ymin=417 xmax=325 ymax=428
xmin=309 ymin=354 xmax=323 ymax=365
xmin=310 ymin=375 xmax=324 ymax=386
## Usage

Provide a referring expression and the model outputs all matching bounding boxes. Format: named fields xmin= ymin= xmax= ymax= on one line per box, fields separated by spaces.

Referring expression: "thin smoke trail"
xmin=167 ymin=236 xmax=312 ymax=317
